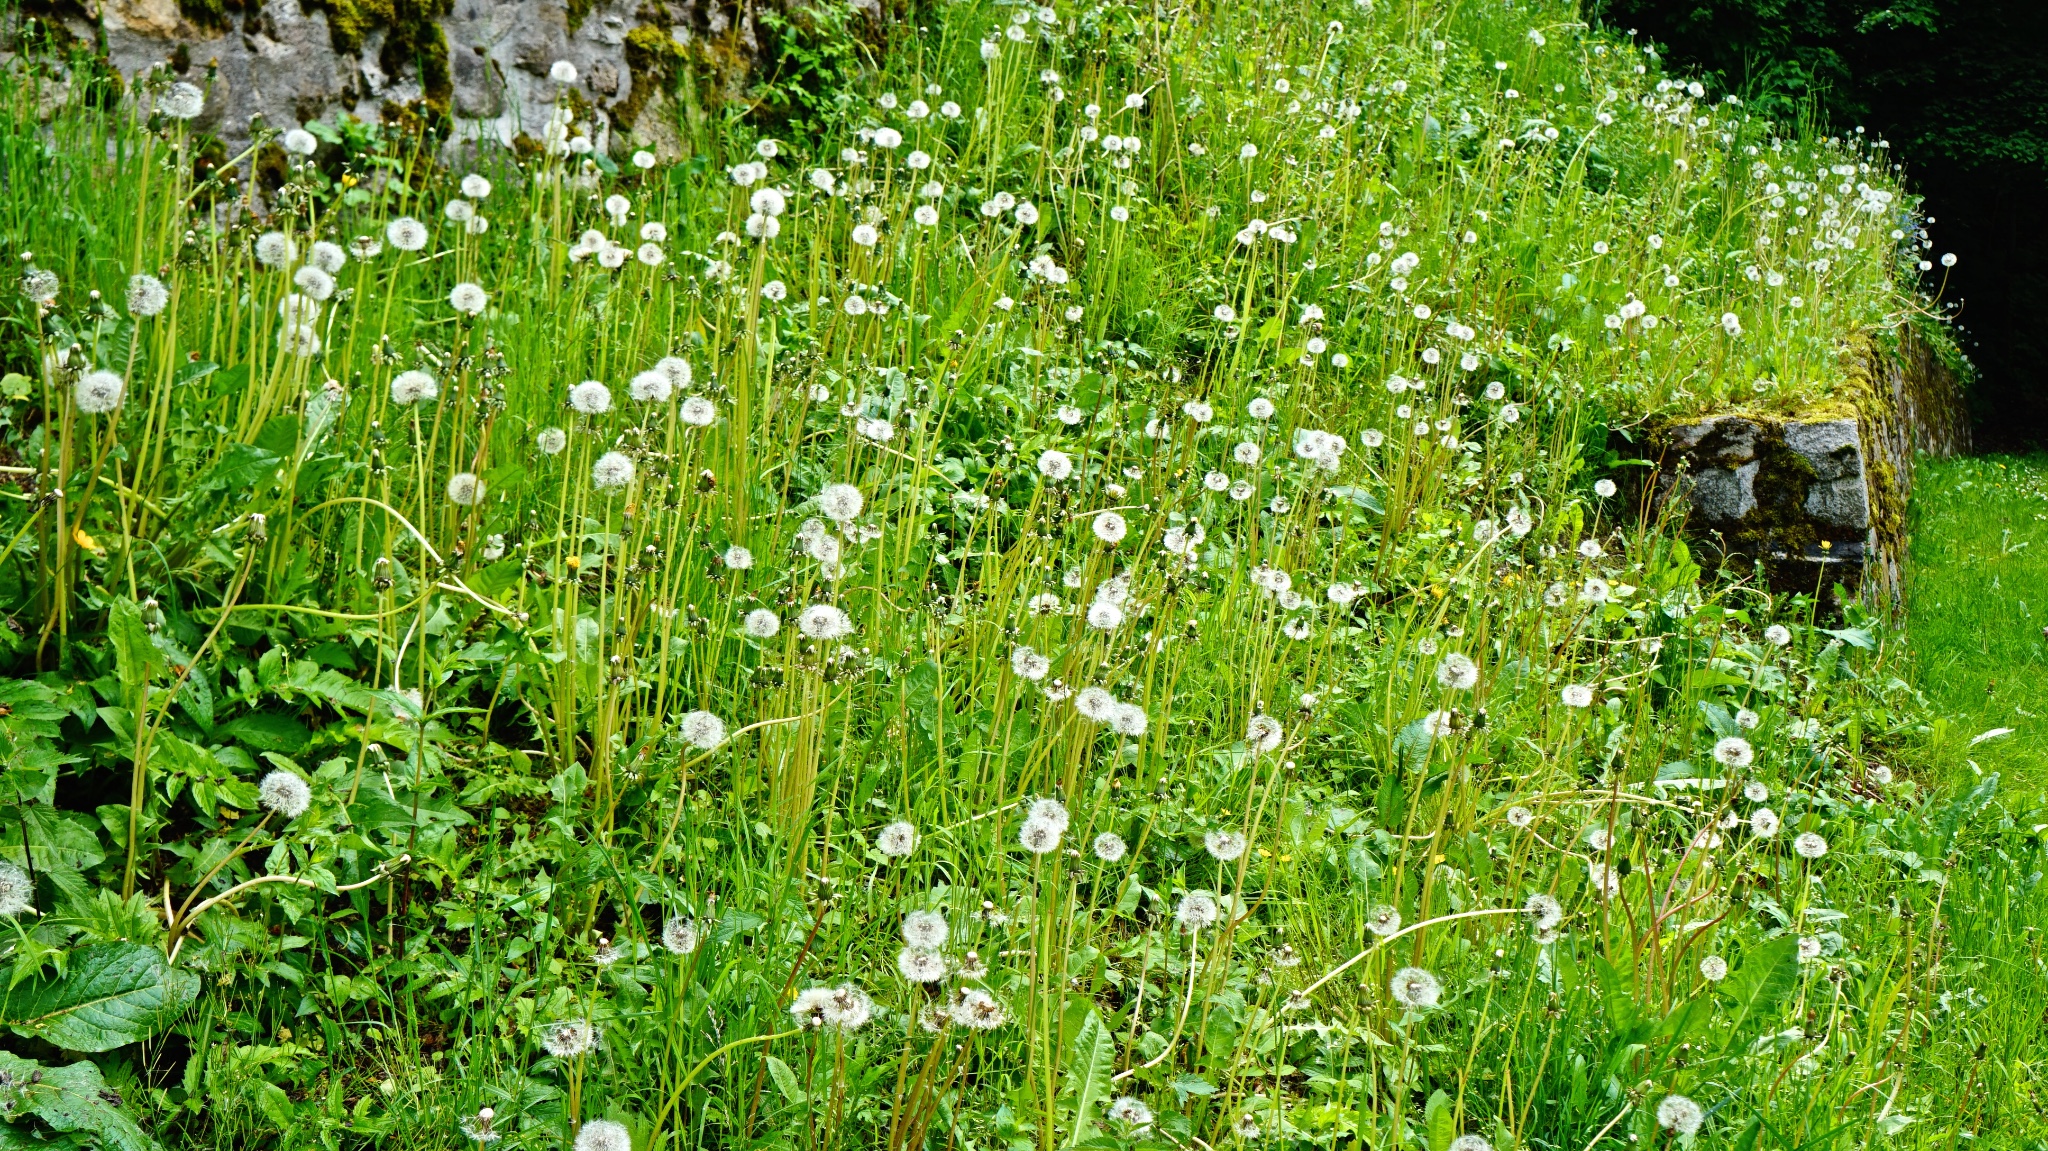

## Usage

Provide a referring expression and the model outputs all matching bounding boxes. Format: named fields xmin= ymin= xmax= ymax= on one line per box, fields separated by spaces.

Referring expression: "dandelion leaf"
xmin=0 ymin=943 xmax=198 ymax=1052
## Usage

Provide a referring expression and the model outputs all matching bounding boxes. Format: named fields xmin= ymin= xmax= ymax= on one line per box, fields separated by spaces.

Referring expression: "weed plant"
xmin=0 ymin=0 xmax=2041 ymax=1149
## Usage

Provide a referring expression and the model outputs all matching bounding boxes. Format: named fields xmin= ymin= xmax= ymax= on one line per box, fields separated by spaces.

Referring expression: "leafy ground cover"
xmin=1905 ymin=454 xmax=2048 ymax=786
xmin=1 ymin=1 xmax=2044 ymax=1149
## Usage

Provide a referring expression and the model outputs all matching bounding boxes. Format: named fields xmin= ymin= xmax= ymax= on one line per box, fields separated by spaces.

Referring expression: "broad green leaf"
xmin=765 ymin=1055 xmax=807 ymax=1104
xmin=0 ymin=1052 xmax=157 ymax=1151
xmin=215 ymin=711 xmax=312 ymax=753
xmin=1 ymin=942 xmax=200 ymax=1051
xmin=106 ymin=598 xmax=161 ymax=694
xmin=1717 ymin=935 xmax=1799 ymax=1039
xmin=1424 ymin=1089 xmax=1453 ymax=1151
xmin=1062 ymin=1010 xmax=1114 ymax=1148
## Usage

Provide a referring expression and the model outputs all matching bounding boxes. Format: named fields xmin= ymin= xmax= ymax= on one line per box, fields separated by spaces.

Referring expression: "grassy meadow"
xmin=2 ymin=1 xmax=2045 ymax=1149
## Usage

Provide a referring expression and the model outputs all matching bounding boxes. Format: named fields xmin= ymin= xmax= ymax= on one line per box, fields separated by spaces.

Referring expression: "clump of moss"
xmin=302 ymin=0 xmax=452 ymax=111
xmin=615 ymin=21 xmax=685 ymax=131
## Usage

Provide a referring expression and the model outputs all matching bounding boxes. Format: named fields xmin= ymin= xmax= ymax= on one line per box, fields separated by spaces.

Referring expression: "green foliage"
xmin=1 ymin=944 xmax=201 ymax=1052
xmin=0 ymin=0 xmax=2038 ymax=1149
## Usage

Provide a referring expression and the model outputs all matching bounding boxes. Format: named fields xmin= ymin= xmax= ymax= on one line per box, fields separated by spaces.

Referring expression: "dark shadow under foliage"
xmin=1596 ymin=0 xmax=2048 ymax=448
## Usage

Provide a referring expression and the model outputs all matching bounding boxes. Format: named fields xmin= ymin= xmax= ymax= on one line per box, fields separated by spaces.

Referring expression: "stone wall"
xmin=1628 ymin=325 xmax=1970 ymax=607
xmin=9 ymin=0 xmax=806 ymax=160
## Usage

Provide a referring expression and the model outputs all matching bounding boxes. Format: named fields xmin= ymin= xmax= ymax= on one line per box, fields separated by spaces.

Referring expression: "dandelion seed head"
xmin=445 ymin=472 xmax=484 ymax=506
xmin=1655 ymin=1094 xmax=1704 ymax=1136
xmin=902 ymin=910 xmax=949 ymax=949
xmin=1092 ymin=832 xmax=1127 ymax=862
xmin=876 ymin=821 xmax=918 ymax=857
xmin=537 ymin=427 xmax=568 ymax=455
xmin=0 ymin=861 xmax=35 ymax=917
xmin=259 ymin=770 xmax=311 ymax=819
xmin=1176 ymin=890 xmax=1221 ymax=932
xmin=574 ymin=1120 xmax=628 ymax=1151
xmin=126 ymin=273 xmax=169 ymax=316
xmin=662 ymin=916 xmax=701 ymax=955
xmin=591 ymin=451 xmax=636 ymax=490
xmin=74 ymin=370 xmax=125 ymax=414
xmin=1389 ymin=966 xmax=1441 ymax=1010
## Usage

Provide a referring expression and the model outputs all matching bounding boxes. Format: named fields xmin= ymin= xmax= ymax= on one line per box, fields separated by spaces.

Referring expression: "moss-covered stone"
xmin=615 ymin=19 xmax=684 ymax=130
xmin=299 ymin=0 xmax=453 ymax=111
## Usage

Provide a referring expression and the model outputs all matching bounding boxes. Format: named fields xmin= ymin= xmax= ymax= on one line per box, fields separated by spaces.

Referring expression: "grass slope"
xmin=1907 ymin=454 xmax=2048 ymax=788
xmin=0 ymin=1 xmax=2042 ymax=1150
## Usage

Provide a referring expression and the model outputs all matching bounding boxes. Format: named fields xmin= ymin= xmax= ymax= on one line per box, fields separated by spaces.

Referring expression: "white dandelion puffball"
xmin=902 ymin=910 xmax=948 ymax=949
xmin=126 ymin=273 xmax=169 ymax=316
xmin=569 ymin=380 xmax=613 ymax=415
xmin=0 ymin=860 xmax=31 ymax=917
xmin=392 ymin=370 xmax=439 ymax=405
xmin=279 ymin=324 xmax=321 ymax=357
xmin=723 ymin=545 xmax=755 ymax=570
xmin=540 ymin=1018 xmax=596 ymax=1057
xmin=679 ymin=397 xmax=717 ymax=426
xmin=259 ymin=770 xmax=312 ymax=819
xmin=876 ymin=821 xmax=918 ymax=857
xmin=1092 ymin=832 xmax=1127 ymax=862
xmin=1037 ymin=450 xmax=1073 ymax=480
xmin=897 ymin=948 xmax=947 ymax=983
xmin=661 ymin=916 xmax=700 ymax=955
xmin=1086 ymin=601 xmax=1124 ymax=630
xmin=1750 ymin=807 xmax=1781 ymax=837
xmin=1712 ymin=737 xmax=1754 ymax=769
xmin=537 ymin=427 xmax=567 ymax=455
xmin=1010 ymin=646 xmax=1051 ymax=680
xmin=1092 ymin=510 xmax=1128 ymax=544
xmin=1655 ymin=1094 xmax=1704 ymax=1137
xmin=1765 ymin=624 xmax=1792 ymax=646
xmin=1246 ymin=714 xmax=1283 ymax=754
xmin=158 ymin=81 xmax=205 ymax=119
xmin=1561 ymin=684 xmax=1594 ymax=708
xmin=461 ymin=173 xmax=492 ymax=199
xmin=449 ymin=282 xmax=488 ymax=315
xmin=1366 ymin=905 xmax=1402 ymax=936
xmin=550 ymin=60 xmax=579 ymax=84
xmin=1700 ymin=955 xmax=1729 ymax=982
xmin=1109 ymin=703 xmax=1148 ymax=736
xmin=1389 ymin=966 xmax=1441 ymax=1010
xmin=1075 ymin=686 xmax=1117 ymax=722
xmin=1744 ymin=780 xmax=1770 ymax=803
xmin=679 ymin=710 xmax=727 ymax=751
xmin=1593 ymin=478 xmax=1618 ymax=498
xmin=1028 ymin=798 xmax=1070 ymax=831
xmin=1018 ymin=817 xmax=1062 ymax=854
xmin=309 ymin=241 xmax=347 ymax=273
xmin=797 ymin=604 xmax=853 ymax=640
xmin=743 ymin=608 xmax=781 ymax=639
xmin=1524 ymin=893 xmax=1563 ymax=931
xmin=386 ymin=216 xmax=429 ymax=251
xmin=591 ymin=451 xmax=636 ymax=490
xmin=629 ymin=369 xmax=673 ymax=404
xmin=283 ymin=127 xmax=318 ymax=155
xmin=573 ymin=1119 xmax=628 ymax=1151
xmin=74 ymin=371 xmax=125 ymax=415
xmin=254 ymin=231 xmax=296 ymax=268
xmin=654 ymin=356 xmax=693 ymax=392
xmin=1204 ymin=829 xmax=1247 ymax=862
xmin=446 ymin=472 xmax=484 ymax=506
xmin=1176 ymin=890 xmax=1221 ymax=932
xmin=1436 ymin=653 xmax=1478 ymax=690
xmin=1793 ymin=831 xmax=1828 ymax=859
xmin=1448 ymin=1138 xmax=1491 ymax=1151
xmin=1106 ymin=1098 xmax=1153 ymax=1128
xmin=818 ymin=483 xmax=864 ymax=523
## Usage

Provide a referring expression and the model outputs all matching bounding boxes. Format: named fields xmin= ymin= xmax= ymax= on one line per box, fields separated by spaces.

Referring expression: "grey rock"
xmin=1687 ymin=461 xmax=1758 ymax=524
xmin=1784 ymin=419 xmax=1862 ymax=482
xmin=1805 ymin=477 xmax=1870 ymax=529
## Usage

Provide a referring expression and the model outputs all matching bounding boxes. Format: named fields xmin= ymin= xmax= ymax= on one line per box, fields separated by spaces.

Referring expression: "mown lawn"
xmin=1907 ymin=453 xmax=2048 ymax=790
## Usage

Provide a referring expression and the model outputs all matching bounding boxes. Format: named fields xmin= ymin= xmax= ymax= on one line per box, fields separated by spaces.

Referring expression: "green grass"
xmin=0 ymin=2 xmax=2045 ymax=1151
xmin=1907 ymin=454 xmax=2048 ymax=789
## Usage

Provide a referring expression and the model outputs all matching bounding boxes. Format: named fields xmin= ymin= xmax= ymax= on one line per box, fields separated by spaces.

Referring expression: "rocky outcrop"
xmin=9 ymin=0 xmax=790 ymax=160
xmin=1628 ymin=325 xmax=1969 ymax=606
